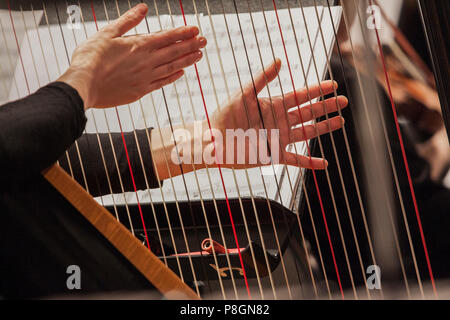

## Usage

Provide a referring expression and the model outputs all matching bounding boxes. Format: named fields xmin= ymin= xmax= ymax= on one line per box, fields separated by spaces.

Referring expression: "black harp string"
xmin=156 ymin=0 xmax=238 ymax=299
xmin=294 ymin=0 xmax=359 ymax=298
xmin=244 ymin=0 xmax=327 ymax=298
xmin=172 ymin=0 xmax=241 ymax=299
xmin=229 ymin=0 xmax=311 ymax=299
xmin=256 ymin=0 xmax=332 ymax=298
xmin=318 ymin=0 xmax=385 ymax=299
xmin=101 ymin=0 xmax=191 ymax=288
xmin=338 ymin=0 xmax=414 ymax=296
xmin=350 ymin=0 xmax=425 ymax=296
xmin=267 ymin=0 xmax=348 ymax=298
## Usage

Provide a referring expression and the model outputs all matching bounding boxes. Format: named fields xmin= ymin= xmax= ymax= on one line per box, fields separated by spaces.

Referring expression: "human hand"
xmin=58 ymin=3 xmax=206 ymax=109
xmin=209 ymin=59 xmax=348 ymax=170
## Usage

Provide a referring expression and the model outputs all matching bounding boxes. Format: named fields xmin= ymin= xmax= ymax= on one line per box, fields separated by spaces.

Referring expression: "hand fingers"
xmin=287 ymin=96 xmax=348 ymax=126
xmin=101 ymin=3 xmax=148 ymax=38
xmin=152 ymin=51 xmax=203 ymax=79
xmin=283 ymin=80 xmax=338 ymax=108
xmin=244 ymin=58 xmax=282 ymax=97
xmin=148 ymin=70 xmax=185 ymax=92
xmin=291 ymin=116 xmax=345 ymax=141
xmin=153 ymin=36 xmax=206 ymax=67
xmin=285 ymin=152 xmax=328 ymax=170
xmin=143 ymin=26 xmax=200 ymax=51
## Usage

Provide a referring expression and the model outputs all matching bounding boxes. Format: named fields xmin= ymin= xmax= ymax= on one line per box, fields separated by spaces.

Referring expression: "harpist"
xmin=0 ymin=3 xmax=347 ymax=298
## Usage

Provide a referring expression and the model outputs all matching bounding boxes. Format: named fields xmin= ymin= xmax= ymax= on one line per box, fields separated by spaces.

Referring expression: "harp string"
xmin=346 ymin=0 xmax=424 ymax=296
xmin=201 ymin=0 xmax=281 ymax=299
xmin=30 ymin=3 xmax=51 ymax=84
xmin=320 ymin=0 xmax=385 ymax=299
xmin=366 ymin=0 xmax=437 ymax=297
xmin=114 ymin=0 xmax=202 ymax=288
xmin=177 ymin=0 xmax=253 ymax=299
xmin=88 ymin=1 xmax=157 ymax=259
xmin=72 ymin=0 xmax=122 ymax=220
xmin=41 ymin=1 xmax=75 ymax=177
xmin=330 ymin=0 xmax=416 ymax=298
xmin=147 ymin=0 xmax=227 ymax=297
xmin=203 ymin=0 xmax=294 ymax=298
xmin=324 ymin=0 xmax=412 ymax=298
xmin=0 ymin=18 xmax=19 ymax=99
xmin=52 ymin=1 xmax=92 ymax=195
xmin=97 ymin=0 xmax=191 ymax=286
xmin=221 ymin=1 xmax=308 ymax=299
xmin=292 ymin=0 xmax=358 ymax=298
xmin=270 ymin=0 xmax=345 ymax=299
xmin=122 ymin=0 xmax=208 ymax=298
xmin=256 ymin=0 xmax=332 ymax=298
xmin=155 ymin=0 xmax=240 ymax=298
xmin=338 ymin=0 xmax=413 ymax=296
xmin=173 ymin=0 xmax=242 ymax=299
xmin=307 ymin=0 xmax=377 ymax=298
xmin=218 ymin=0 xmax=294 ymax=299
xmin=52 ymin=0 xmax=112 ymax=218
xmin=244 ymin=0 xmax=326 ymax=298
xmin=204 ymin=0 xmax=291 ymax=298
xmin=96 ymin=0 xmax=171 ymax=268
xmin=4 ymin=0 xmax=77 ymax=179
xmin=251 ymin=0 xmax=346 ymax=298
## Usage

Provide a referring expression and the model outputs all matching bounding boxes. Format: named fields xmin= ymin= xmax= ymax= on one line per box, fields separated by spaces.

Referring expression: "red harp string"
xmin=368 ymin=0 xmax=437 ymax=296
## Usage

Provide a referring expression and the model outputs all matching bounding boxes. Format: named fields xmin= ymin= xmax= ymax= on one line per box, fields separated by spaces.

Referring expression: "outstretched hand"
xmin=210 ymin=59 xmax=348 ymax=170
xmin=58 ymin=3 xmax=206 ymax=109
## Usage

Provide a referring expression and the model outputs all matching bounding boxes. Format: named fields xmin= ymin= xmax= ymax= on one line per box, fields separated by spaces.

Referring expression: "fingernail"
xmin=135 ymin=3 xmax=147 ymax=15
xmin=199 ymin=37 xmax=207 ymax=46
xmin=195 ymin=50 xmax=203 ymax=61
xmin=190 ymin=26 xmax=199 ymax=36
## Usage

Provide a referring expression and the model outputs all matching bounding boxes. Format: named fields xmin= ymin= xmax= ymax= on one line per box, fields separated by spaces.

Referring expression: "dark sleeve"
xmin=0 ymin=82 xmax=87 ymax=186
xmin=58 ymin=129 xmax=160 ymax=197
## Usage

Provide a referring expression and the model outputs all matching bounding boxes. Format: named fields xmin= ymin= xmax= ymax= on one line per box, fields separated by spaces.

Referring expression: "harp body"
xmin=1 ymin=0 xmax=449 ymax=300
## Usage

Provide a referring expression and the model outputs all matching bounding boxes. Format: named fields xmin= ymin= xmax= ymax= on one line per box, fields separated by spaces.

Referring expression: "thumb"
xmin=101 ymin=3 xmax=148 ymax=38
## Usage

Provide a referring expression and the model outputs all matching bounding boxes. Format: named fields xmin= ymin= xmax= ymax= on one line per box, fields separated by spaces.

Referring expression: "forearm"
xmin=0 ymin=82 xmax=86 ymax=185
xmin=60 ymin=129 xmax=160 ymax=197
